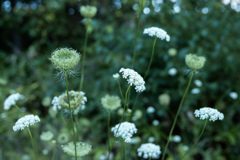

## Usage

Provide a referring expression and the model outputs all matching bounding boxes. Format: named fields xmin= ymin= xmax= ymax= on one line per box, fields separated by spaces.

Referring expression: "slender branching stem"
xmin=79 ymin=25 xmax=89 ymax=91
xmin=75 ymin=114 xmax=79 ymax=141
xmin=161 ymin=71 xmax=194 ymax=160
xmin=14 ymin=104 xmax=22 ymax=113
xmin=107 ymin=85 xmax=131 ymax=160
xmin=181 ymin=119 xmax=208 ymax=159
xmin=65 ymin=72 xmax=78 ymax=160
xmin=107 ymin=112 xmax=111 ymax=153
xmin=117 ymin=79 xmax=124 ymax=101
xmin=27 ymin=127 xmax=38 ymax=160
xmin=124 ymin=142 xmax=127 ymax=160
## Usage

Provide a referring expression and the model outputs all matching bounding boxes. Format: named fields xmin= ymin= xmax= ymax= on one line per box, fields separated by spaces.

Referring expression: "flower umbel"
xmin=50 ymin=48 xmax=80 ymax=72
xmin=194 ymin=107 xmax=224 ymax=122
xmin=80 ymin=5 xmax=97 ymax=19
xmin=40 ymin=131 xmax=54 ymax=141
xmin=101 ymin=95 xmax=121 ymax=110
xmin=4 ymin=93 xmax=24 ymax=110
xmin=13 ymin=115 xmax=40 ymax=131
xmin=137 ymin=143 xmax=161 ymax=159
xmin=62 ymin=142 xmax=92 ymax=157
xmin=185 ymin=54 xmax=206 ymax=70
xmin=143 ymin=27 xmax=170 ymax=42
xmin=119 ymin=68 xmax=146 ymax=92
xmin=111 ymin=122 xmax=137 ymax=143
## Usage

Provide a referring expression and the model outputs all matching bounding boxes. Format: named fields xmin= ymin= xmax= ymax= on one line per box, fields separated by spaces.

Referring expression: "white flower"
xmin=137 ymin=143 xmax=161 ymax=159
xmin=147 ymin=106 xmax=155 ymax=114
xmin=194 ymin=107 xmax=224 ymax=122
xmin=4 ymin=93 xmax=24 ymax=110
xmin=148 ymin=137 xmax=155 ymax=143
xmin=168 ymin=68 xmax=177 ymax=76
xmin=111 ymin=122 xmax=137 ymax=143
xmin=13 ymin=115 xmax=40 ymax=131
xmin=52 ymin=96 xmax=60 ymax=111
xmin=191 ymin=88 xmax=200 ymax=94
xmin=229 ymin=92 xmax=238 ymax=100
xmin=113 ymin=73 xmax=120 ymax=79
xmin=172 ymin=135 xmax=181 ymax=143
xmin=183 ymin=145 xmax=189 ymax=151
xmin=143 ymin=27 xmax=170 ymax=41
xmin=119 ymin=68 xmax=146 ymax=92
xmin=194 ymin=80 xmax=202 ymax=87
xmin=152 ymin=120 xmax=159 ymax=126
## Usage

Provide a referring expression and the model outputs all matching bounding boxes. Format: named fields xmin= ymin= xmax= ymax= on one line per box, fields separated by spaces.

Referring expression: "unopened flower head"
xmin=119 ymin=68 xmax=146 ymax=92
xmin=62 ymin=142 xmax=92 ymax=157
xmin=40 ymin=131 xmax=54 ymax=141
xmin=168 ymin=48 xmax=177 ymax=56
xmin=13 ymin=114 xmax=40 ymax=131
xmin=50 ymin=48 xmax=80 ymax=72
xmin=229 ymin=92 xmax=238 ymax=100
xmin=137 ymin=143 xmax=161 ymax=159
xmin=194 ymin=107 xmax=224 ymax=122
xmin=52 ymin=91 xmax=87 ymax=115
xmin=80 ymin=5 xmax=97 ymax=19
xmin=57 ymin=132 xmax=69 ymax=144
xmin=4 ymin=93 xmax=24 ymax=110
xmin=172 ymin=135 xmax=181 ymax=143
xmin=101 ymin=95 xmax=121 ymax=110
xmin=147 ymin=106 xmax=155 ymax=114
xmin=143 ymin=27 xmax=170 ymax=42
xmin=158 ymin=93 xmax=170 ymax=106
xmin=194 ymin=80 xmax=203 ymax=87
xmin=111 ymin=122 xmax=137 ymax=143
xmin=185 ymin=54 xmax=206 ymax=70
xmin=113 ymin=73 xmax=120 ymax=79
xmin=191 ymin=88 xmax=200 ymax=94
xmin=168 ymin=68 xmax=177 ymax=76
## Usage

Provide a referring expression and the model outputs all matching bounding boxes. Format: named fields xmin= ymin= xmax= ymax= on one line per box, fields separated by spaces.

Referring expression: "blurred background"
xmin=0 ymin=0 xmax=240 ymax=159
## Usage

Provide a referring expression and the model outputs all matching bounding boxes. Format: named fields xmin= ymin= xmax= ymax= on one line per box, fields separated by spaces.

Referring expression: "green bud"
xmin=50 ymin=48 xmax=80 ymax=72
xmin=168 ymin=48 xmax=177 ymax=56
xmin=158 ymin=93 xmax=171 ymax=106
xmin=185 ymin=54 xmax=206 ymax=70
xmin=101 ymin=95 xmax=121 ymax=111
xmin=80 ymin=5 xmax=97 ymax=19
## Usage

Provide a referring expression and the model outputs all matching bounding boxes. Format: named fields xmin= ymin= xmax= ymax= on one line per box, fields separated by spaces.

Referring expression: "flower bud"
xmin=80 ymin=5 xmax=97 ymax=19
xmin=168 ymin=48 xmax=177 ymax=56
xmin=50 ymin=48 xmax=80 ymax=72
xmin=185 ymin=54 xmax=206 ymax=70
xmin=158 ymin=93 xmax=170 ymax=106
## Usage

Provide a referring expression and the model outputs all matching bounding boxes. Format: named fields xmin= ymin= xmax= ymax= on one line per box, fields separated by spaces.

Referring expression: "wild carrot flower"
xmin=62 ymin=142 xmax=92 ymax=157
xmin=111 ymin=122 xmax=137 ymax=143
xmin=40 ymin=131 xmax=54 ymax=141
xmin=119 ymin=68 xmax=146 ymax=92
xmin=80 ymin=5 xmax=97 ymax=19
xmin=229 ymin=92 xmax=238 ymax=100
xmin=113 ymin=73 xmax=120 ymax=79
xmin=137 ymin=143 xmax=161 ymax=159
xmin=158 ymin=93 xmax=170 ymax=106
xmin=185 ymin=54 xmax=206 ymax=70
xmin=13 ymin=115 xmax=40 ymax=131
xmin=143 ymin=27 xmax=170 ymax=42
xmin=4 ymin=93 xmax=24 ymax=110
xmin=194 ymin=107 xmax=224 ymax=122
xmin=101 ymin=95 xmax=121 ymax=110
xmin=194 ymin=80 xmax=203 ymax=87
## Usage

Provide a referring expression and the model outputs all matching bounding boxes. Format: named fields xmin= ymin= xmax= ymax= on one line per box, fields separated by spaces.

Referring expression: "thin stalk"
xmin=65 ymin=72 xmax=78 ymax=160
xmin=117 ymin=79 xmax=124 ymax=101
xmin=132 ymin=0 xmax=144 ymax=69
xmin=144 ymin=37 xmax=157 ymax=79
xmin=149 ymin=157 xmax=151 ymax=160
xmin=14 ymin=104 xmax=22 ymax=113
xmin=107 ymin=112 xmax=111 ymax=153
xmin=182 ymin=119 xmax=208 ymax=159
xmin=75 ymin=114 xmax=79 ymax=141
xmin=161 ymin=71 xmax=194 ymax=160
xmin=27 ymin=127 xmax=38 ymax=160
xmin=52 ymin=147 xmax=56 ymax=160
xmin=124 ymin=142 xmax=127 ymax=160
xmin=107 ymin=85 xmax=131 ymax=160
xmin=79 ymin=26 xmax=89 ymax=91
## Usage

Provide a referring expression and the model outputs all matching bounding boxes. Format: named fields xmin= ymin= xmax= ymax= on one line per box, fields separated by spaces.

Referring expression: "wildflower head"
xmin=80 ymin=5 xmax=97 ymax=19
xmin=57 ymin=132 xmax=69 ymax=144
xmin=158 ymin=93 xmax=170 ymax=106
xmin=4 ymin=93 xmax=24 ymax=110
xmin=111 ymin=122 xmax=137 ymax=143
xmin=168 ymin=48 xmax=177 ymax=56
xmin=101 ymin=95 xmax=121 ymax=111
xmin=113 ymin=73 xmax=120 ymax=79
xmin=137 ymin=143 xmax=161 ymax=159
xmin=62 ymin=142 xmax=92 ymax=157
xmin=52 ymin=91 xmax=87 ymax=115
xmin=185 ymin=54 xmax=206 ymax=71
xmin=143 ymin=27 xmax=170 ymax=41
xmin=50 ymin=48 xmax=80 ymax=72
xmin=40 ymin=131 xmax=54 ymax=141
xmin=194 ymin=107 xmax=224 ymax=122
xmin=13 ymin=115 xmax=40 ymax=131
xmin=119 ymin=68 xmax=146 ymax=92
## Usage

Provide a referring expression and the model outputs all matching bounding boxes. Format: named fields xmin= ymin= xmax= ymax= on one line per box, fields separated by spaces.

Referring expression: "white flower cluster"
xmin=52 ymin=96 xmax=60 ymax=111
xmin=113 ymin=73 xmax=119 ymax=79
xmin=13 ymin=115 xmax=40 ymax=131
xmin=119 ymin=68 xmax=146 ymax=92
xmin=111 ymin=122 xmax=137 ymax=143
xmin=137 ymin=143 xmax=161 ymax=159
xmin=4 ymin=93 xmax=24 ymax=110
xmin=143 ymin=27 xmax=170 ymax=42
xmin=194 ymin=107 xmax=224 ymax=122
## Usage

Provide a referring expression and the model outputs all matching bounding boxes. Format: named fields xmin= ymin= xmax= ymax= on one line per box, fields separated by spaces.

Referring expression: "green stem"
xmin=149 ymin=157 xmax=151 ymax=160
xmin=65 ymin=72 xmax=78 ymax=160
xmin=124 ymin=142 xmax=127 ymax=160
xmin=75 ymin=114 xmax=79 ymax=141
xmin=79 ymin=26 xmax=89 ymax=91
xmin=14 ymin=104 xmax=22 ymax=113
xmin=181 ymin=119 xmax=208 ymax=159
xmin=52 ymin=146 xmax=56 ymax=160
xmin=161 ymin=71 xmax=194 ymax=160
xmin=117 ymin=79 xmax=124 ymax=101
xmin=27 ymin=127 xmax=38 ymax=160
xmin=107 ymin=85 xmax=131 ymax=160
xmin=107 ymin=112 xmax=111 ymax=153
xmin=144 ymin=37 xmax=157 ymax=79
xmin=132 ymin=0 xmax=144 ymax=69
